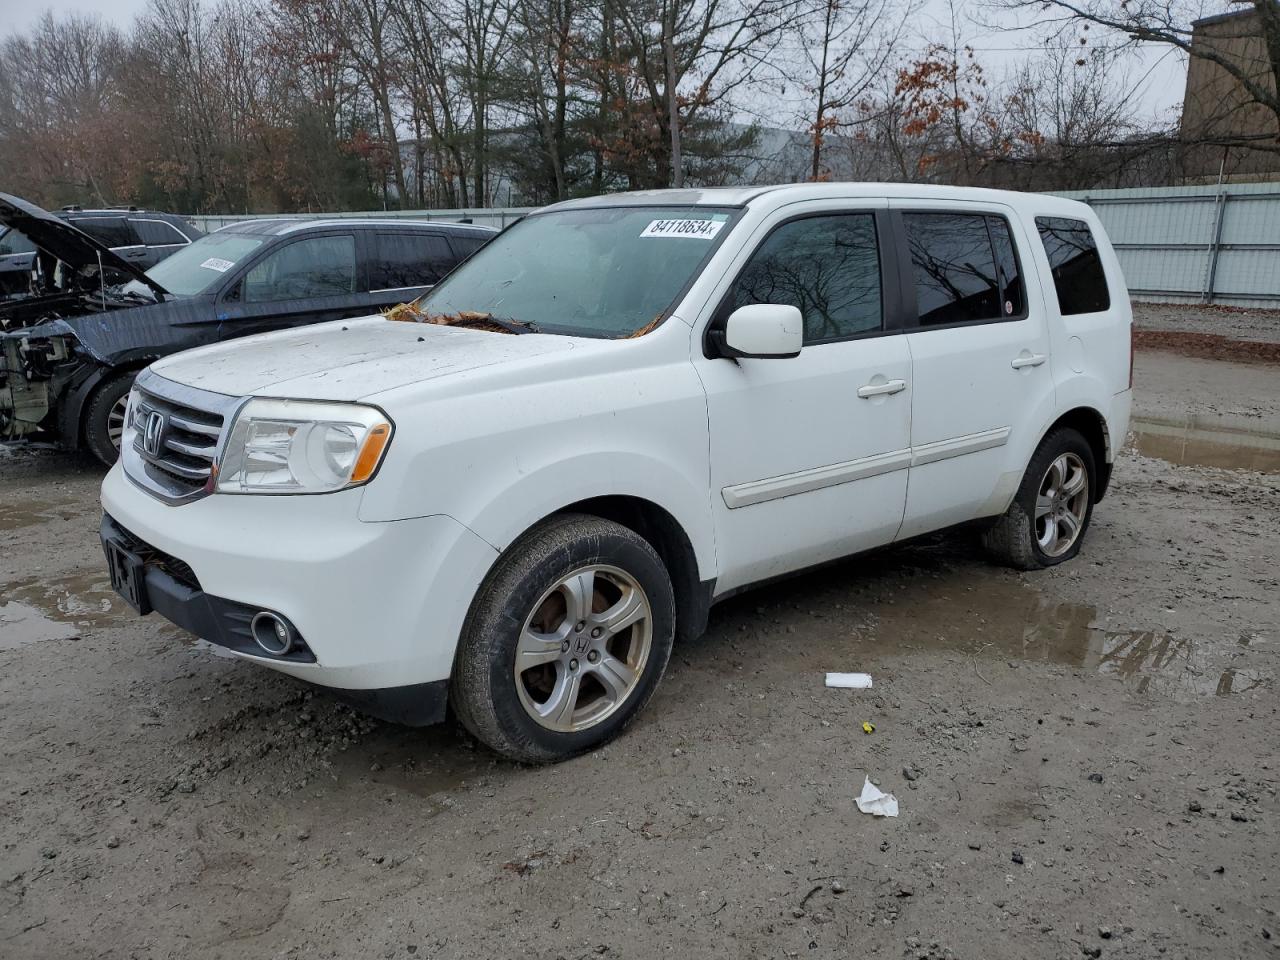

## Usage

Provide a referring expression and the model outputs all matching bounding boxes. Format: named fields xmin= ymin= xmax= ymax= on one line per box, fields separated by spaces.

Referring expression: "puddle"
xmin=0 ymin=601 xmax=82 ymax=648
xmin=0 ymin=499 xmax=81 ymax=531
xmin=880 ymin=578 xmax=1264 ymax=697
xmin=711 ymin=556 xmax=1268 ymax=698
xmin=1129 ymin=415 xmax=1280 ymax=473
xmin=0 ymin=571 xmax=122 ymax=648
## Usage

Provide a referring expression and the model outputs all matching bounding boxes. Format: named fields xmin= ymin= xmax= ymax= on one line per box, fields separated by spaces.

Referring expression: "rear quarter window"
xmin=131 ymin=218 xmax=190 ymax=246
xmin=371 ymin=233 xmax=456 ymax=289
xmin=1035 ymin=216 xmax=1111 ymax=315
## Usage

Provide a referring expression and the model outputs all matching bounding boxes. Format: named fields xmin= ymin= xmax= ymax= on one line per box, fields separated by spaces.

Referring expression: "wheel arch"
xmin=498 ymin=494 xmax=713 ymax=644
xmin=58 ymin=359 xmax=152 ymax=450
xmin=1039 ymin=406 xmax=1112 ymax=501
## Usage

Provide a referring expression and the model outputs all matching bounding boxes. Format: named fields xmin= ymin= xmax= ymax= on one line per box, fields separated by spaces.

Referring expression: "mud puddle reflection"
xmin=0 ymin=571 xmax=121 ymax=647
xmin=1129 ymin=415 xmax=1280 ymax=473
xmin=720 ymin=558 xmax=1268 ymax=698
xmin=868 ymin=574 xmax=1268 ymax=697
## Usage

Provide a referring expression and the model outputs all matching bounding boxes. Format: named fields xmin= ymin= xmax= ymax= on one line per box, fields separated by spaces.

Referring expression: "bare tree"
xmin=997 ymin=0 xmax=1280 ymax=154
xmin=795 ymin=0 xmax=905 ymax=180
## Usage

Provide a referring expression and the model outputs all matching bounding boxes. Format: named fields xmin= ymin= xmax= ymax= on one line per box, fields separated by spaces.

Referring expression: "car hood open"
xmin=0 ymin=192 xmax=170 ymax=301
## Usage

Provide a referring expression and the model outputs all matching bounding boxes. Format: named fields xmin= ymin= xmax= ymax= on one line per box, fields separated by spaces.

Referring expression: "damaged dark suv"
xmin=0 ymin=193 xmax=495 ymax=463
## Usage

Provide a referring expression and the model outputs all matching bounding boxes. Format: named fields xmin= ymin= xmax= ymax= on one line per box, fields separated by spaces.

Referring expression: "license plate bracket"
xmin=104 ymin=537 xmax=152 ymax=615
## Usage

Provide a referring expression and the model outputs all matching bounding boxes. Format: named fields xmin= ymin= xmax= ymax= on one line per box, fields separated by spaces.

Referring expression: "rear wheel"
xmin=982 ymin=427 xmax=1096 ymax=570
xmin=450 ymin=514 xmax=675 ymax=763
xmin=83 ymin=372 xmax=136 ymax=466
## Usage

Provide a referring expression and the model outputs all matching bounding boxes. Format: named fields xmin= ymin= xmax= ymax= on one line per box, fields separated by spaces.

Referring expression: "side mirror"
xmin=713 ymin=304 xmax=803 ymax=359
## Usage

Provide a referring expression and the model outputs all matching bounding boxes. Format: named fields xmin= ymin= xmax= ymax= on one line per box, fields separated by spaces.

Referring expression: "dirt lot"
xmin=2 ymin=305 xmax=1278 ymax=960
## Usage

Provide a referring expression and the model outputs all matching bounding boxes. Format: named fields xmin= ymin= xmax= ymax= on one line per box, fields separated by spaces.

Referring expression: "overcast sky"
xmin=5 ymin=0 xmax=1190 ymax=124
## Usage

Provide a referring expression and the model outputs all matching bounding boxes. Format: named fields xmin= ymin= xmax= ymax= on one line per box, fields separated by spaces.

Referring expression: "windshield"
xmin=422 ymin=205 xmax=738 ymax=337
xmin=138 ymin=231 xmax=265 ymax=296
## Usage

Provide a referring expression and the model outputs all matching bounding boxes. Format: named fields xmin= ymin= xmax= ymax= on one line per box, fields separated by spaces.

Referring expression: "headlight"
xmin=121 ymin=386 xmax=141 ymax=446
xmin=216 ymin=399 xmax=393 ymax=494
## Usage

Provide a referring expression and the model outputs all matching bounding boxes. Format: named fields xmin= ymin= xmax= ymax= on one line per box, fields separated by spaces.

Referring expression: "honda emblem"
xmin=143 ymin=410 xmax=165 ymax=457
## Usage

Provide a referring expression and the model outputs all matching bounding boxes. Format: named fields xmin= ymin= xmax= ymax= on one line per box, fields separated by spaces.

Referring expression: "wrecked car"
xmin=0 ymin=192 xmax=495 ymax=464
xmin=0 ymin=204 xmax=200 ymax=303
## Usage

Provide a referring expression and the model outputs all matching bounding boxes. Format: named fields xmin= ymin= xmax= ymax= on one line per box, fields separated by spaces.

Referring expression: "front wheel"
xmin=450 ymin=514 xmax=675 ymax=763
xmin=83 ymin=372 xmax=136 ymax=466
xmin=982 ymin=427 xmax=1096 ymax=570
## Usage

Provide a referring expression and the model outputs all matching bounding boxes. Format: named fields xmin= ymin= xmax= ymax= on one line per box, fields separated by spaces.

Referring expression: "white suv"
xmin=100 ymin=184 xmax=1132 ymax=761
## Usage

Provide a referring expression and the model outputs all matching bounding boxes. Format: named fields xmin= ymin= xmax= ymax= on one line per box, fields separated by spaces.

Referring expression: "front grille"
xmin=122 ymin=369 xmax=243 ymax=504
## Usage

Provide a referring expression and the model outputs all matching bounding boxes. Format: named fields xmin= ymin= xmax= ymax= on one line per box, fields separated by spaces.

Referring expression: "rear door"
xmin=693 ymin=202 xmax=913 ymax=592
xmin=367 ymin=231 xmax=458 ymax=308
xmin=889 ymin=203 xmax=1056 ymax=539
xmin=213 ymin=232 xmax=370 ymax=338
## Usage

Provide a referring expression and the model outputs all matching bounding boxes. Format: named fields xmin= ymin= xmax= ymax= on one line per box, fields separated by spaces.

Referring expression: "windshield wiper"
xmin=490 ymin=315 xmax=540 ymax=335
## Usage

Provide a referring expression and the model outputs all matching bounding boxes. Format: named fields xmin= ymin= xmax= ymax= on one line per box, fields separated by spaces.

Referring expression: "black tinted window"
xmin=70 ymin=217 xmax=137 ymax=248
xmin=131 ymin=218 xmax=188 ymax=245
xmin=244 ymin=235 xmax=356 ymax=302
xmin=448 ymin=233 xmax=489 ymax=259
xmin=372 ymin=233 xmax=455 ymax=289
xmin=728 ymin=214 xmax=881 ymax=343
xmin=1036 ymin=216 xmax=1111 ymax=315
xmin=904 ymin=213 xmax=1025 ymax=326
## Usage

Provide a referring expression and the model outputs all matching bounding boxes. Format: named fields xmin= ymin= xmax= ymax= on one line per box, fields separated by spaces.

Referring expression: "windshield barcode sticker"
xmin=640 ymin=219 xmax=725 ymax=240
xmin=200 ymin=257 xmax=235 ymax=272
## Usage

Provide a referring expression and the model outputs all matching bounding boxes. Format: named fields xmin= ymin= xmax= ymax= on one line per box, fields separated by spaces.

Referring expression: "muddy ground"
xmin=2 ymin=305 xmax=1278 ymax=960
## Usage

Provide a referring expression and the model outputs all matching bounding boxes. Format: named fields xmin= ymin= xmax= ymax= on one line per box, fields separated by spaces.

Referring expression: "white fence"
xmin=1057 ymin=183 xmax=1280 ymax=309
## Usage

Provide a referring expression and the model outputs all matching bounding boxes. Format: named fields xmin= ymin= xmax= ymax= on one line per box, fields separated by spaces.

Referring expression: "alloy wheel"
xmin=1034 ymin=452 xmax=1089 ymax=557
xmin=514 ymin=564 xmax=653 ymax=733
xmin=107 ymin=394 xmax=129 ymax=452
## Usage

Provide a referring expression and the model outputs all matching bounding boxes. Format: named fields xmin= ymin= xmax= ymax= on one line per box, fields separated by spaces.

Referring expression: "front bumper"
xmin=100 ymin=462 xmax=499 ymax=696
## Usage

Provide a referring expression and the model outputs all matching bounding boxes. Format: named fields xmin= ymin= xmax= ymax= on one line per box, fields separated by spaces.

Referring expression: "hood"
xmin=0 ymin=193 xmax=169 ymax=301
xmin=149 ymin=314 xmax=587 ymax=401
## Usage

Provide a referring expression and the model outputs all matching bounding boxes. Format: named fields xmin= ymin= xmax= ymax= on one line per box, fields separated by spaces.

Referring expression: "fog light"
xmin=250 ymin=611 xmax=294 ymax=655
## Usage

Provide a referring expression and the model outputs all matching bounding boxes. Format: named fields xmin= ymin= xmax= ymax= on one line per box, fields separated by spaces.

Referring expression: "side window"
xmin=371 ymin=233 xmax=455 ymax=289
xmin=903 ymin=213 xmax=1024 ymax=326
xmin=726 ymin=214 xmax=882 ymax=344
xmin=0 ymin=228 xmax=36 ymax=256
xmin=131 ymin=219 xmax=189 ymax=246
xmin=70 ymin=217 xmax=138 ymax=249
xmin=244 ymin=235 xmax=356 ymax=303
xmin=1036 ymin=216 xmax=1111 ymax=315
xmin=448 ymin=233 xmax=489 ymax=260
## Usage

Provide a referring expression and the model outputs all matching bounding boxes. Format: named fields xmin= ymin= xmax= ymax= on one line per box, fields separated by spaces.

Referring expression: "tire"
xmin=83 ymin=372 xmax=137 ymax=466
xmin=982 ymin=427 xmax=1097 ymax=571
xmin=450 ymin=513 xmax=676 ymax=763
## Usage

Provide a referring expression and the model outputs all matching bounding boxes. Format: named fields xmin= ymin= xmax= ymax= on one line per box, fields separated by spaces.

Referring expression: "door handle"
xmin=1011 ymin=353 xmax=1047 ymax=369
xmin=857 ymin=379 xmax=907 ymax=398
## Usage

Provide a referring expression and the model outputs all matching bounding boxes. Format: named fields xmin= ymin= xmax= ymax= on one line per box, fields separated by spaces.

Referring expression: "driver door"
xmin=692 ymin=204 xmax=913 ymax=593
xmin=213 ymin=232 xmax=369 ymax=339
